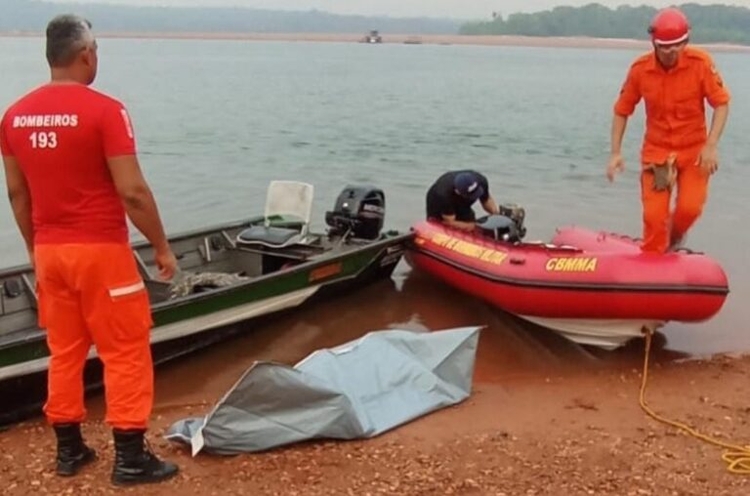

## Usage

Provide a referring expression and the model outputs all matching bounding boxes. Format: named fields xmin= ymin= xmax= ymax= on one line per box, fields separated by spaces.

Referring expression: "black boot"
xmin=111 ymin=429 xmax=179 ymax=486
xmin=52 ymin=423 xmax=97 ymax=476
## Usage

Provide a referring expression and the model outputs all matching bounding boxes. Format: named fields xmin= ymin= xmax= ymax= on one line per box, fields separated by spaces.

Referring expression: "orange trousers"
xmin=640 ymin=146 xmax=711 ymax=253
xmin=34 ymin=243 xmax=154 ymax=430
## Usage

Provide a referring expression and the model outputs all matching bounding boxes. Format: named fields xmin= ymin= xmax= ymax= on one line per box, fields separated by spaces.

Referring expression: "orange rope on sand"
xmin=639 ymin=328 xmax=750 ymax=474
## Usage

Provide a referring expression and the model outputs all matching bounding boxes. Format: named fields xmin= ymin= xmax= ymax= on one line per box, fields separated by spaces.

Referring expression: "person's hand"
xmin=449 ymin=221 xmax=475 ymax=232
xmin=27 ymin=247 xmax=34 ymax=270
xmin=697 ymin=144 xmax=719 ymax=175
xmin=154 ymin=247 xmax=178 ymax=281
xmin=606 ymin=153 xmax=625 ymax=182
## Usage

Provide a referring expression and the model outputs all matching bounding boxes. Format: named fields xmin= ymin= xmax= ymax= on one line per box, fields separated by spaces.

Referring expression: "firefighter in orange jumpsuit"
xmin=1 ymin=15 xmax=179 ymax=485
xmin=606 ymin=7 xmax=730 ymax=253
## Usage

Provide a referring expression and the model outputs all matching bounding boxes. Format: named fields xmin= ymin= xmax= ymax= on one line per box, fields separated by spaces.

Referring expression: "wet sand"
xmin=2 ymin=267 xmax=749 ymax=494
xmin=2 ymin=31 xmax=749 ymax=53
xmin=3 ymin=354 xmax=750 ymax=495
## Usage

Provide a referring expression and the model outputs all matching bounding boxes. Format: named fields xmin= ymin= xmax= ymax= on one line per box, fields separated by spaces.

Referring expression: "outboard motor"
xmin=477 ymin=203 xmax=527 ymax=242
xmin=498 ymin=203 xmax=526 ymax=234
xmin=325 ymin=185 xmax=386 ymax=240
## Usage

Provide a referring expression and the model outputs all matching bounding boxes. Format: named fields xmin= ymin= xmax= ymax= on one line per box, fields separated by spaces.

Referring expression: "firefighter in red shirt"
xmin=1 ymin=15 xmax=178 ymax=486
xmin=606 ymin=7 xmax=730 ymax=253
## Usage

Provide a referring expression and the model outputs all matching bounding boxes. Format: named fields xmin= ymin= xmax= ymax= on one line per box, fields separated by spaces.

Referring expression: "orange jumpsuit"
xmin=613 ymin=47 xmax=730 ymax=253
xmin=35 ymin=244 xmax=154 ymax=430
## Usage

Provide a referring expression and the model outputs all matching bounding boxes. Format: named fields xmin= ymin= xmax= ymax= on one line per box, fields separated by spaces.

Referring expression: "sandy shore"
xmin=1 ymin=337 xmax=749 ymax=495
xmin=2 ymin=31 xmax=749 ymax=53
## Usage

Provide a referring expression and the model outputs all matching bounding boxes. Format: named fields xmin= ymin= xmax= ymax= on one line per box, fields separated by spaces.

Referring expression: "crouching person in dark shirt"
xmin=425 ymin=170 xmax=500 ymax=231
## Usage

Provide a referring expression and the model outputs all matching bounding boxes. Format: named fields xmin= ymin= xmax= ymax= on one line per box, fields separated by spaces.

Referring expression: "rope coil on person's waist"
xmin=639 ymin=327 xmax=750 ymax=474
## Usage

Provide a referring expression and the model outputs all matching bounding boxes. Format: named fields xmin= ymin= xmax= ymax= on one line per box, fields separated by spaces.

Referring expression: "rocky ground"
xmin=2 ymin=346 xmax=749 ymax=495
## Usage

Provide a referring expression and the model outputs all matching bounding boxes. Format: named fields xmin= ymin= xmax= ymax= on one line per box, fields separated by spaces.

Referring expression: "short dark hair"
xmin=45 ymin=14 xmax=94 ymax=67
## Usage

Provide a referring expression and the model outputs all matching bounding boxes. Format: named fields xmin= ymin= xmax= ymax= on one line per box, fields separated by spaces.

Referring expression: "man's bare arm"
xmin=481 ymin=196 xmax=500 ymax=215
xmin=107 ymin=155 xmax=171 ymax=254
xmin=441 ymin=214 xmax=475 ymax=231
xmin=610 ymin=113 xmax=628 ymax=155
xmin=3 ymin=155 xmax=34 ymax=253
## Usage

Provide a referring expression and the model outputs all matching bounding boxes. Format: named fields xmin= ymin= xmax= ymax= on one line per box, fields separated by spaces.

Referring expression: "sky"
xmin=45 ymin=1 xmax=750 ymax=19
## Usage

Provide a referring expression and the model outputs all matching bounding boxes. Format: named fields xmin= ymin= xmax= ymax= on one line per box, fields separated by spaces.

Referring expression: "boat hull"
xmin=406 ymin=220 xmax=729 ymax=348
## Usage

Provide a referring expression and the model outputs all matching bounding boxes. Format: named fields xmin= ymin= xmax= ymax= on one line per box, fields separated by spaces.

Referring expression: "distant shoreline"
xmin=1 ymin=31 xmax=749 ymax=53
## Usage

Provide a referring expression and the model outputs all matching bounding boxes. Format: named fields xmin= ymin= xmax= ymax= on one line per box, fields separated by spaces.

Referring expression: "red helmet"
xmin=648 ymin=7 xmax=690 ymax=45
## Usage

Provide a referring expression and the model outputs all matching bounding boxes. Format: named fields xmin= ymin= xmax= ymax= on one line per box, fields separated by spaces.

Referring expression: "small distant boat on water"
xmin=360 ymin=30 xmax=383 ymax=43
xmin=0 ymin=181 xmax=412 ymax=427
xmin=406 ymin=204 xmax=729 ymax=350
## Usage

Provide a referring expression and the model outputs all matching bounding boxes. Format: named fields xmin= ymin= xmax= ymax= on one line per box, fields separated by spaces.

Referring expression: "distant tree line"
xmin=6 ymin=0 xmax=749 ymax=44
xmin=460 ymin=3 xmax=750 ymax=45
xmin=2 ymin=0 xmax=462 ymax=35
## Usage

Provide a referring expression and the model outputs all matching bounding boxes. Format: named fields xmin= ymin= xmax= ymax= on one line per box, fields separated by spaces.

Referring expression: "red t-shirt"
xmin=0 ymin=83 xmax=136 ymax=244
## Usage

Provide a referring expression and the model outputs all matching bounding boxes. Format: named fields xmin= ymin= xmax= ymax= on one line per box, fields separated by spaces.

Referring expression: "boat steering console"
xmin=476 ymin=203 xmax=527 ymax=243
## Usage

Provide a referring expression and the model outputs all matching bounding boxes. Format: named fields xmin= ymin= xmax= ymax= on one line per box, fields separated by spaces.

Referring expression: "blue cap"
xmin=454 ymin=172 xmax=484 ymax=201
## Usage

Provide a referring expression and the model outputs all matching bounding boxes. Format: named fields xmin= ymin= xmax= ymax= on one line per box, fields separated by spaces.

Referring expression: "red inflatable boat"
xmin=406 ymin=209 xmax=729 ymax=349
